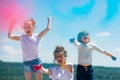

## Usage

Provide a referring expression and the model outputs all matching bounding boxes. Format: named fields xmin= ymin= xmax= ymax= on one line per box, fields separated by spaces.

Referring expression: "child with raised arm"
xmin=8 ymin=17 xmax=52 ymax=80
xmin=69 ymin=31 xmax=117 ymax=80
xmin=47 ymin=46 xmax=74 ymax=80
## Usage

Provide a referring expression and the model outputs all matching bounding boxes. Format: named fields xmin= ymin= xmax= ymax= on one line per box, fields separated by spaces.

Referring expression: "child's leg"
xmin=85 ymin=66 xmax=93 ymax=80
xmin=34 ymin=67 xmax=49 ymax=80
xmin=35 ymin=72 xmax=42 ymax=80
xmin=76 ymin=65 xmax=85 ymax=80
xmin=24 ymin=71 xmax=32 ymax=80
xmin=23 ymin=63 xmax=33 ymax=80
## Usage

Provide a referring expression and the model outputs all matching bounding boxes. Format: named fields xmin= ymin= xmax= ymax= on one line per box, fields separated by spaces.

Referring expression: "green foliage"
xmin=93 ymin=66 xmax=120 ymax=80
xmin=0 ymin=60 xmax=120 ymax=80
xmin=0 ymin=61 xmax=24 ymax=80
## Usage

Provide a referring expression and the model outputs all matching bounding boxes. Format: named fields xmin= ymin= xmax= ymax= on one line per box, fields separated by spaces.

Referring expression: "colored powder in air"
xmin=0 ymin=0 xmax=33 ymax=32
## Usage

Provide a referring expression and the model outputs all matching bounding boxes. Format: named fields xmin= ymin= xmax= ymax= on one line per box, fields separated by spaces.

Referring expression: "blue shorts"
xmin=23 ymin=58 xmax=42 ymax=73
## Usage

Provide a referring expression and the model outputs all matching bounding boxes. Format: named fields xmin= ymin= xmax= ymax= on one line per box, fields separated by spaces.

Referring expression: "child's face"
xmin=55 ymin=52 xmax=66 ymax=65
xmin=23 ymin=21 xmax=34 ymax=34
xmin=81 ymin=35 xmax=90 ymax=43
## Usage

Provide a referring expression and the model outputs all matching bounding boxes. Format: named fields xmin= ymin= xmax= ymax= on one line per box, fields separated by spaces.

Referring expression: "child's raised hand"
xmin=61 ymin=61 xmax=66 ymax=70
xmin=69 ymin=38 xmax=75 ymax=43
xmin=9 ymin=20 xmax=16 ymax=32
xmin=48 ymin=16 xmax=53 ymax=21
xmin=111 ymin=56 xmax=117 ymax=61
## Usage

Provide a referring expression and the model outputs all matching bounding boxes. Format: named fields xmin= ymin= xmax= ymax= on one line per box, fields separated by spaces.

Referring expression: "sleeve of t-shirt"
xmin=73 ymin=41 xmax=80 ymax=47
xmin=67 ymin=62 xmax=74 ymax=74
xmin=20 ymin=34 xmax=24 ymax=41
xmin=35 ymin=33 xmax=41 ymax=43
xmin=35 ymin=33 xmax=40 ymax=40
xmin=49 ymin=67 xmax=56 ymax=79
xmin=67 ymin=62 xmax=73 ymax=68
xmin=90 ymin=43 xmax=107 ymax=55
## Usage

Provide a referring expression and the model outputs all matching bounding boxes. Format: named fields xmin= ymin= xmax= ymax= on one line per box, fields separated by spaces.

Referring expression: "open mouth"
xmin=84 ymin=37 xmax=89 ymax=40
xmin=58 ymin=60 xmax=62 ymax=63
xmin=26 ymin=31 xmax=30 ymax=33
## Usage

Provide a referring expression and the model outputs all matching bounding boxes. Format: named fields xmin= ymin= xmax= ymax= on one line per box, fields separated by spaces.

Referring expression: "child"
xmin=69 ymin=31 xmax=117 ymax=80
xmin=47 ymin=46 xmax=74 ymax=80
xmin=8 ymin=17 xmax=52 ymax=80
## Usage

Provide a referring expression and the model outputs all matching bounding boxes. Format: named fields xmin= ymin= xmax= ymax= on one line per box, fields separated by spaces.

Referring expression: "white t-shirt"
xmin=49 ymin=62 xmax=73 ymax=80
xmin=74 ymin=41 xmax=107 ymax=65
xmin=20 ymin=34 xmax=40 ymax=61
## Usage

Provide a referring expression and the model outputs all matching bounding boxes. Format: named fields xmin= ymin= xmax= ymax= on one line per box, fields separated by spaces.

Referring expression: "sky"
xmin=0 ymin=0 xmax=120 ymax=67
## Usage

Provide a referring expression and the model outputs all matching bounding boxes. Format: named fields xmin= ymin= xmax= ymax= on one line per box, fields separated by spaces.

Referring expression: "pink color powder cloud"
xmin=0 ymin=0 xmax=33 ymax=32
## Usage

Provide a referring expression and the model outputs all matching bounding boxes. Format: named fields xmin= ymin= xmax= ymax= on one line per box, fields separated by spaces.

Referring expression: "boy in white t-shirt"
xmin=47 ymin=46 xmax=74 ymax=80
xmin=69 ymin=31 xmax=117 ymax=80
xmin=8 ymin=17 xmax=52 ymax=80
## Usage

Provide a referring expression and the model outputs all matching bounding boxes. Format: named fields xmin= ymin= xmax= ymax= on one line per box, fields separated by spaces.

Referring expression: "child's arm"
xmin=69 ymin=38 xmax=80 ymax=47
xmin=48 ymin=70 xmax=52 ymax=75
xmin=38 ymin=17 xmax=52 ymax=39
xmin=8 ymin=22 xmax=20 ymax=41
xmin=104 ymin=52 xmax=117 ymax=61
xmin=40 ymin=67 xmax=52 ymax=74
xmin=91 ymin=44 xmax=117 ymax=61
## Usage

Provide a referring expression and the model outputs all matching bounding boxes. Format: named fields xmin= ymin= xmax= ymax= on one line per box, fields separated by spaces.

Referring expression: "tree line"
xmin=0 ymin=60 xmax=120 ymax=80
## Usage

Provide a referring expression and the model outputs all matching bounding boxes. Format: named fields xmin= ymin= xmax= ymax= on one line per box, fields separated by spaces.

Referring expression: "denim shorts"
xmin=23 ymin=57 xmax=42 ymax=73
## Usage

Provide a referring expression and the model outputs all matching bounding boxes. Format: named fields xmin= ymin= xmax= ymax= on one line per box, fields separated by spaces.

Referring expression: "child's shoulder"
xmin=88 ymin=43 xmax=99 ymax=48
xmin=66 ymin=62 xmax=73 ymax=68
xmin=34 ymin=33 xmax=38 ymax=35
xmin=21 ymin=33 xmax=38 ymax=37
xmin=88 ymin=43 xmax=96 ymax=46
xmin=20 ymin=34 xmax=25 ymax=38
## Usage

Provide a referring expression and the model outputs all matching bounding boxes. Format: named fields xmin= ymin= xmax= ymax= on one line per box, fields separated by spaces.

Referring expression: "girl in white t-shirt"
xmin=8 ymin=17 xmax=52 ymax=80
xmin=47 ymin=46 xmax=74 ymax=80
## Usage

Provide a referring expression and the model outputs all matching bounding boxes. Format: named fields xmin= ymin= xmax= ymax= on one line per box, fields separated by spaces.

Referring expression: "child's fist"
xmin=111 ymin=56 xmax=117 ymax=61
xmin=48 ymin=16 xmax=53 ymax=21
xmin=69 ymin=38 xmax=75 ymax=43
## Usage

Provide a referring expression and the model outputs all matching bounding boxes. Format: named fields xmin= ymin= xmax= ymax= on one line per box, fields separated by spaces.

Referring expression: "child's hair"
xmin=77 ymin=31 xmax=90 ymax=43
xmin=53 ymin=46 xmax=67 ymax=61
xmin=23 ymin=18 xmax=35 ymax=28
xmin=27 ymin=18 xmax=35 ymax=25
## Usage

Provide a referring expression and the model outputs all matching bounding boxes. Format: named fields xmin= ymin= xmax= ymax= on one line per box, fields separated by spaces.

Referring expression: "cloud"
xmin=97 ymin=32 xmax=111 ymax=37
xmin=0 ymin=34 xmax=9 ymax=48
xmin=0 ymin=45 xmax=22 ymax=62
xmin=1 ymin=45 xmax=17 ymax=54
xmin=114 ymin=48 xmax=120 ymax=53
